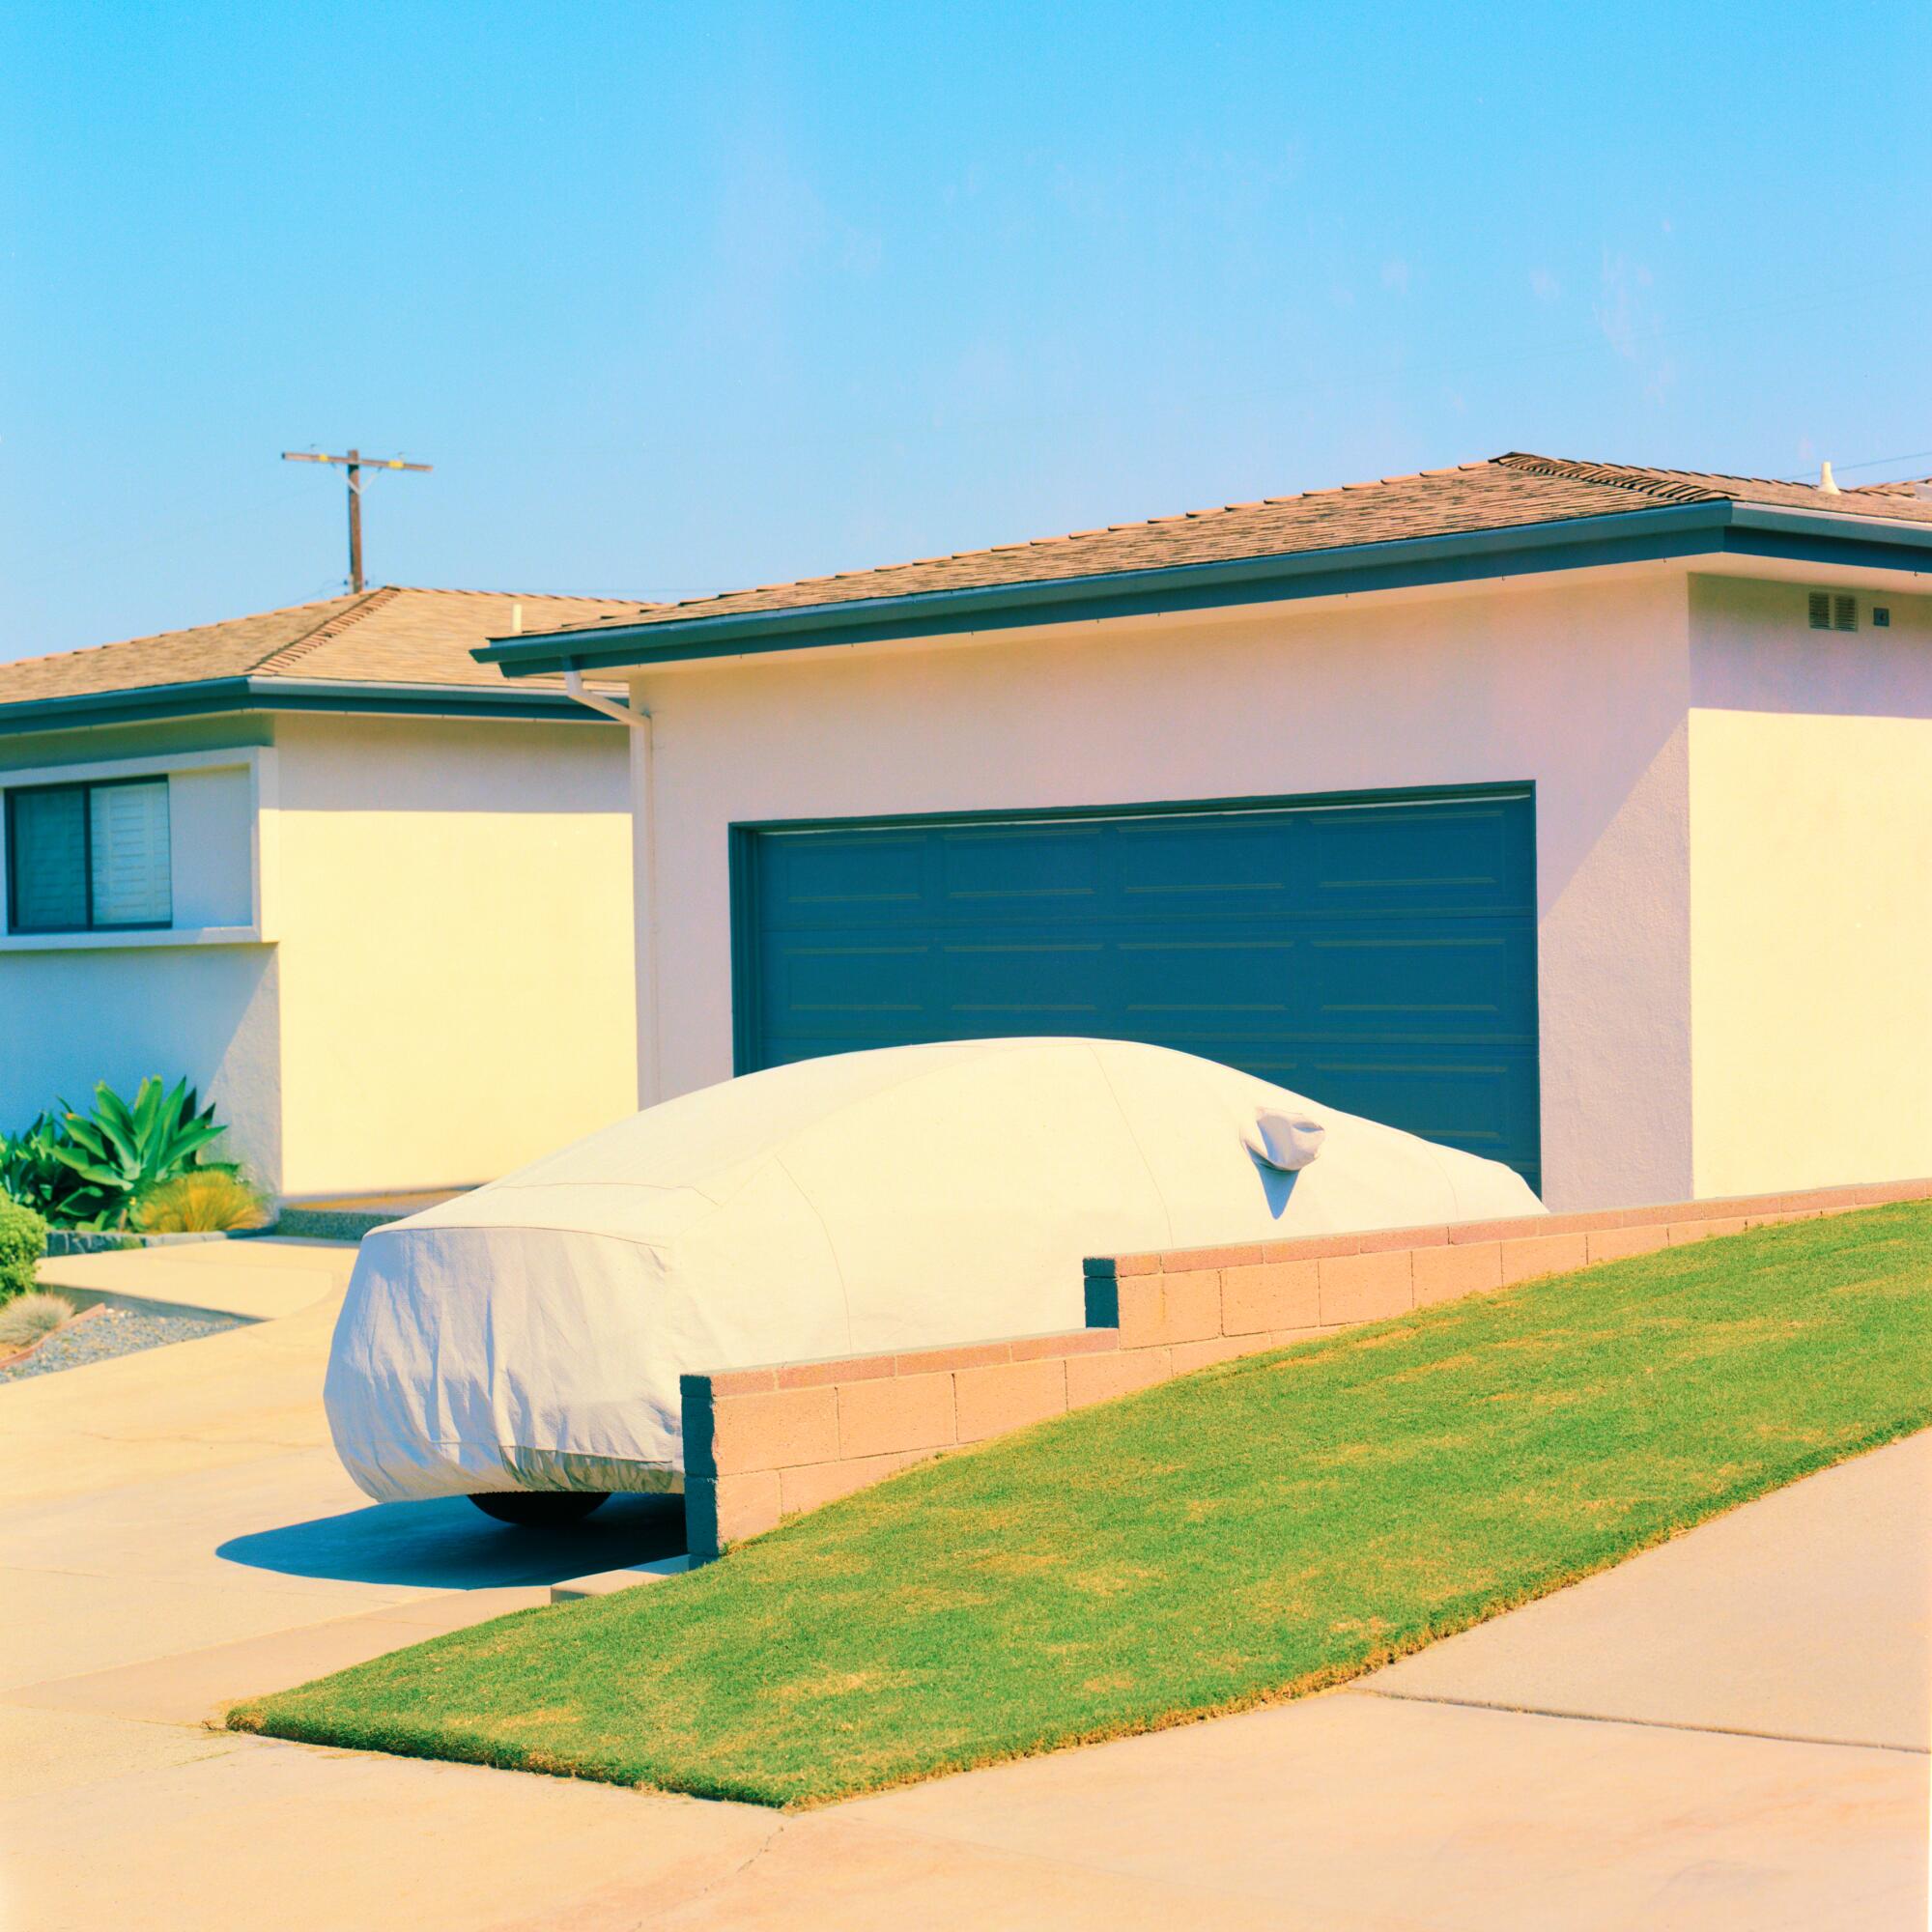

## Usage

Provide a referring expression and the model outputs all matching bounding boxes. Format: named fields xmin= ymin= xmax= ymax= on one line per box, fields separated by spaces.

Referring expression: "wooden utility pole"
xmin=281 ymin=447 xmax=432 ymax=592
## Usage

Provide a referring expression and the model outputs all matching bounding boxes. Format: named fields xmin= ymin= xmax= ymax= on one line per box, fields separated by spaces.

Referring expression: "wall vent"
xmin=1807 ymin=590 xmax=1858 ymax=632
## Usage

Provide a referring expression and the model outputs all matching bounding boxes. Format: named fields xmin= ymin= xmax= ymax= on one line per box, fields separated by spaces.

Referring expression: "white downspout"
xmin=562 ymin=668 xmax=647 ymax=729
xmin=563 ymin=669 xmax=661 ymax=1110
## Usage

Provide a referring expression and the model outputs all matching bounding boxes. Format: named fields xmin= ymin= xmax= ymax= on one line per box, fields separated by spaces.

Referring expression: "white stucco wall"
xmin=0 ymin=724 xmax=281 ymax=1185
xmin=269 ymin=714 xmax=638 ymax=1197
xmin=1688 ymin=576 xmax=1932 ymax=1195
xmin=626 ymin=569 xmax=1698 ymax=1212
xmin=0 ymin=945 xmax=283 ymax=1186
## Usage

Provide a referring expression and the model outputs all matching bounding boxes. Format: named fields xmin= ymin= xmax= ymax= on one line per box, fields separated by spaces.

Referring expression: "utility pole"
xmin=281 ymin=447 xmax=432 ymax=593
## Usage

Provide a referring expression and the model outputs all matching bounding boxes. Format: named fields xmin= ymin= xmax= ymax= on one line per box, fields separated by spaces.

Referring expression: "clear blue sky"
xmin=3 ymin=2 xmax=1927 ymax=659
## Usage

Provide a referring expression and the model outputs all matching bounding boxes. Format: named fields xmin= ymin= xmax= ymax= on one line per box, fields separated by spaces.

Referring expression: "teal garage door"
xmin=733 ymin=789 xmax=1541 ymax=1189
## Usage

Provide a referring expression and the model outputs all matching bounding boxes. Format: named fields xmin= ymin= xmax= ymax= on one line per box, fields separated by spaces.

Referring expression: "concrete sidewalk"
xmin=2 ymin=1240 xmax=1924 ymax=1930
xmin=843 ymin=1431 xmax=1929 ymax=1931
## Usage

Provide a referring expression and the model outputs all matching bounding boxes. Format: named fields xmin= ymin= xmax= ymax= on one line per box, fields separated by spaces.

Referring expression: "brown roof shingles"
xmin=538 ymin=450 xmax=1932 ymax=640
xmin=10 ymin=452 xmax=1925 ymax=708
xmin=0 ymin=587 xmax=653 ymax=709
xmin=1849 ymin=475 xmax=1932 ymax=500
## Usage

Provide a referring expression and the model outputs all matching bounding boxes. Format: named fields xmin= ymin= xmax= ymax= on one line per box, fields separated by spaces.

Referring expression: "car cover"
xmin=325 ymin=1037 xmax=1545 ymax=1503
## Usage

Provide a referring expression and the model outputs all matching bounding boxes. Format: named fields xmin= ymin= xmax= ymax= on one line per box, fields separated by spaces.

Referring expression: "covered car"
xmin=325 ymin=1037 xmax=1543 ymax=1515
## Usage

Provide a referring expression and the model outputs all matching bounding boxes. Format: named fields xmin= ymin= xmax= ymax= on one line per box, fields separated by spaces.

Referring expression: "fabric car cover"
xmin=325 ymin=1037 xmax=1545 ymax=1502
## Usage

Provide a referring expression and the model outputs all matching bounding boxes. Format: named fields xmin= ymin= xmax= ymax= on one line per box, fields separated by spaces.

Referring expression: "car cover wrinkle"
xmin=772 ymin=1151 xmax=857 ymax=1352
xmin=1084 ymin=1040 xmax=1178 ymax=1249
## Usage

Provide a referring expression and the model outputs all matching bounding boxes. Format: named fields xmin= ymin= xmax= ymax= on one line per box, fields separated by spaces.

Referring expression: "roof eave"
xmin=474 ymin=498 xmax=1932 ymax=679
xmin=0 ymin=674 xmax=621 ymax=739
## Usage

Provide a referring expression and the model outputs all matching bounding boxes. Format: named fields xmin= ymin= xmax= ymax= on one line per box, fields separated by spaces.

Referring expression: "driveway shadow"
xmin=217 ymin=1492 xmax=686 ymax=1589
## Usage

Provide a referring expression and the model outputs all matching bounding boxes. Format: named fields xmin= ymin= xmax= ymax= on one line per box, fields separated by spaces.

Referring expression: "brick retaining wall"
xmin=678 ymin=1175 xmax=1932 ymax=1561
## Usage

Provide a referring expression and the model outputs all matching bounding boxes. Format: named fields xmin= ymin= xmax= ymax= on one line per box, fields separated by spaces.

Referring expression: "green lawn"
xmin=233 ymin=1202 xmax=1932 ymax=1806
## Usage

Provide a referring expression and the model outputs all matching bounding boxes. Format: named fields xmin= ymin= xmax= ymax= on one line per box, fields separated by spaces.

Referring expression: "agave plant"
xmin=49 ymin=1079 xmax=234 ymax=1230
xmin=0 ymin=1111 xmax=99 ymax=1227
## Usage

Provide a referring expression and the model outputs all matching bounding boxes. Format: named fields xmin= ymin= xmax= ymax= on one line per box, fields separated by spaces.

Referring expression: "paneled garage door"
xmin=733 ymin=788 xmax=1540 ymax=1188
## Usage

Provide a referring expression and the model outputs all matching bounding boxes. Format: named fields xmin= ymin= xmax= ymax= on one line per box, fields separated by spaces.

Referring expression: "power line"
xmin=1831 ymin=448 xmax=1932 ymax=474
xmin=282 ymin=447 xmax=433 ymax=593
xmin=1776 ymin=446 xmax=1932 ymax=484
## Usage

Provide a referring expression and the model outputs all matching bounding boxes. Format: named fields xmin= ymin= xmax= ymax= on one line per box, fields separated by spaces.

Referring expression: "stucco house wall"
xmin=1688 ymin=577 xmax=1932 ymax=1196
xmin=0 ymin=716 xmax=285 ymax=1185
xmin=0 ymin=944 xmax=286 ymax=1193
xmin=270 ymin=714 xmax=638 ymax=1196
xmin=0 ymin=708 xmax=637 ymax=1198
xmin=625 ymin=568 xmax=1696 ymax=1213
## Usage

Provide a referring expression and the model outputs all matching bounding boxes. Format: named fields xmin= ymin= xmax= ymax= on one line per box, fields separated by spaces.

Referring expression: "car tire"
xmin=468 ymin=1491 xmax=611 ymax=1528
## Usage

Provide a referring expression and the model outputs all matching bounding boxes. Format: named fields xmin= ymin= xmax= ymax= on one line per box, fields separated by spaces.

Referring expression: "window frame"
xmin=4 ymin=774 xmax=174 ymax=936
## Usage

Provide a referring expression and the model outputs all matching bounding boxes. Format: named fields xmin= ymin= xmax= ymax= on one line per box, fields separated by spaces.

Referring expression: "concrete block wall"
xmin=679 ymin=1175 xmax=1932 ymax=1561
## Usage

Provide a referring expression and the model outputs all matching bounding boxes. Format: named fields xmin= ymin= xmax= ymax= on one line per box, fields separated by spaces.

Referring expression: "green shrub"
xmin=0 ymin=1195 xmax=47 ymax=1301
xmin=133 ymin=1169 xmax=270 ymax=1234
xmin=0 ymin=1111 xmax=99 ymax=1227
xmin=1 ymin=1078 xmax=234 ymax=1230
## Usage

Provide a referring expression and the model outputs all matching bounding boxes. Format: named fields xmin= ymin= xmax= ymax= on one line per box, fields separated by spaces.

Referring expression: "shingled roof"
xmin=0 ymin=586 xmax=652 ymax=711
xmin=519 ymin=451 xmax=1932 ymax=646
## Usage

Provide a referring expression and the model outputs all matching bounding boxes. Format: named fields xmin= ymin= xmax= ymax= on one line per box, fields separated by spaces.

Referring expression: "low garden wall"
xmin=43 ymin=1227 xmax=277 ymax=1257
xmin=679 ymin=1175 xmax=1932 ymax=1561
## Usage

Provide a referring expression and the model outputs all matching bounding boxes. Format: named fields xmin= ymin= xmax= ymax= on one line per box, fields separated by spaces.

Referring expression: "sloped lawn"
xmin=233 ymin=1201 xmax=1932 ymax=1806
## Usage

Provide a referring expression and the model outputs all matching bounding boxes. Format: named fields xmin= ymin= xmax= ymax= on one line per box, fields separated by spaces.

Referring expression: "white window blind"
xmin=89 ymin=781 xmax=172 ymax=926
xmin=6 ymin=777 xmax=172 ymax=932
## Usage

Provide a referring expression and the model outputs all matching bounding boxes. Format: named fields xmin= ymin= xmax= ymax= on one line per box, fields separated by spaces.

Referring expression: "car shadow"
xmin=216 ymin=1492 xmax=687 ymax=1590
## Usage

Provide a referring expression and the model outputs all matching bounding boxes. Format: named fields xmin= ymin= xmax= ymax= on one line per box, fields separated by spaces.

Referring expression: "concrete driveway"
xmin=2 ymin=1242 xmax=1924 ymax=1930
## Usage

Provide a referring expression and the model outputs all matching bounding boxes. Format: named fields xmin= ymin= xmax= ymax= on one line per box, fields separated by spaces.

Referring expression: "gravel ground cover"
xmin=0 ymin=1305 xmax=247 ymax=1382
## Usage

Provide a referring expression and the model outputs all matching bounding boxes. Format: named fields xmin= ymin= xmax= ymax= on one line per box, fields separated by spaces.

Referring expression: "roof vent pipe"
xmin=1819 ymin=461 xmax=1841 ymax=494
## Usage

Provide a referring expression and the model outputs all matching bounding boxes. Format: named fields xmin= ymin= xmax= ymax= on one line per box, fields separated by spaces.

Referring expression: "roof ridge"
xmin=1848 ymin=475 xmax=1932 ymax=497
xmin=371 ymin=584 xmax=654 ymax=606
xmin=253 ymin=585 xmax=402 ymax=675
xmin=1492 ymin=449 xmax=1897 ymax=506
xmin=0 ymin=588 xmax=370 ymax=678
xmin=1490 ymin=451 xmax=1729 ymax=505
xmin=640 ymin=460 xmax=1509 ymax=618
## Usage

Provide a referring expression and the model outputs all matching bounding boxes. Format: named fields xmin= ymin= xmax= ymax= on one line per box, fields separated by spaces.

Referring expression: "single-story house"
xmin=0 ymin=586 xmax=647 ymax=1199
xmin=476 ymin=452 xmax=1932 ymax=1213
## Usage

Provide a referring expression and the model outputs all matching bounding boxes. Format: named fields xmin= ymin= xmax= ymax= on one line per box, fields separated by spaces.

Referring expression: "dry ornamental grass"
xmin=132 ymin=1170 xmax=270 ymax=1234
xmin=0 ymin=1292 xmax=74 ymax=1351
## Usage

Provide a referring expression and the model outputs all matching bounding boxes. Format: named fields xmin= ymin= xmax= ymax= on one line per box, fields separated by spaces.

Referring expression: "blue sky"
xmin=3 ymin=2 xmax=1928 ymax=659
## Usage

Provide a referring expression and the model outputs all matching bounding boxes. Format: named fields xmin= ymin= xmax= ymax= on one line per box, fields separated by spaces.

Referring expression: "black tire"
xmin=468 ymin=1491 xmax=611 ymax=1528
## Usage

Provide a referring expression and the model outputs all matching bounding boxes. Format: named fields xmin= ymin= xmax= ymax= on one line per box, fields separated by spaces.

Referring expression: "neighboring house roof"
xmin=1845 ymin=474 xmax=1932 ymax=500
xmin=0 ymin=587 xmax=653 ymax=734
xmin=478 ymin=450 xmax=1932 ymax=677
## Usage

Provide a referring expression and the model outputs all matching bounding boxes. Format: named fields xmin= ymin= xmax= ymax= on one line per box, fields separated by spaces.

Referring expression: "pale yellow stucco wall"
xmin=1689 ymin=577 xmax=1932 ymax=1196
xmin=268 ymin=714 xmax=638 ymax=1197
